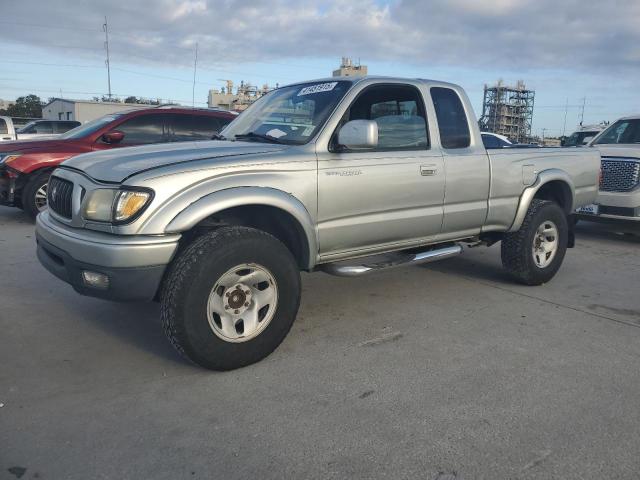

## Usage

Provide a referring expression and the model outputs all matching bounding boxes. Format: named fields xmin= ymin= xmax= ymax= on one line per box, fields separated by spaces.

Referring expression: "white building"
xmin=0 ymin=99 xmax=16 ymax=111
xmin=42 ymin=99 xmax=148 ymax=123
xmin=332 ymin=57 xmax=367 ymax=77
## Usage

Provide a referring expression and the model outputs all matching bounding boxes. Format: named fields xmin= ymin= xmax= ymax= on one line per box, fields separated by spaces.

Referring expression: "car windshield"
xmin=594 ymin=119 xmax=640 ymax=145
xmin=59 ymin=114 xmax=123 ymax=139
xmin=16 ymin=121 xmax=38 ymax=133
xmin=564 ymin=131 xmax=599 ymax=147
xmin=221 ymin=81 xmax=352 ymax=145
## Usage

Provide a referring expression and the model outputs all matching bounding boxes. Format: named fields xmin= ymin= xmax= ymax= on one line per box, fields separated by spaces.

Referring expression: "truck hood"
xmin=62 ymin=140 xmax=289 ymax=183
xmin=594 ymin=144 xmax=640 ymax=159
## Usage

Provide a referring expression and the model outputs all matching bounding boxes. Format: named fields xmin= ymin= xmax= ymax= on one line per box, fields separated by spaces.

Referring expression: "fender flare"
xmin=165 ymin=186 xmax=317 ymax=269
xmin=509 ymin=169 xmax=575 ymax=232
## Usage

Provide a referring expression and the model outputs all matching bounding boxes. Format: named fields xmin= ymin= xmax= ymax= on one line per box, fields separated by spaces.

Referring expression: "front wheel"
xmin=160 ymin=226 xmax=301 ymax=370
xmin=22 ymin=170 xmax=51 ymax=219
xmin=501 ymin=199 xmax=569 ymax=285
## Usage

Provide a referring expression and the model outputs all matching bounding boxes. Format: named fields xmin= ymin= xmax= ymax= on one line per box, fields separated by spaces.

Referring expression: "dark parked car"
xmin=0 ymin=106 xmax=236 ymax=217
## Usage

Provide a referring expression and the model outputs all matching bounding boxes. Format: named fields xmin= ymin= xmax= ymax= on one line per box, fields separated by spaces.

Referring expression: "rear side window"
xmin=54 ymin=121 xmax=80 ymax=133
xmin=116 ymin=114 xmax=169 ymax=144
xmin=431 ymin=87 xmax=470 ymax=149
xmin=481 ymin=134 xmax=500 ymax=149
xmin=170 ymin=114 xmax=230 ymax=141
xmin=0 ymin=119 xmax=7 ymax=135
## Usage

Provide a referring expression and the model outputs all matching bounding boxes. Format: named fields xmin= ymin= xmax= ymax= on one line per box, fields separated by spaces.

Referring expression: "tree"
xmin=5 ymin=95 xmax=44 ymax=118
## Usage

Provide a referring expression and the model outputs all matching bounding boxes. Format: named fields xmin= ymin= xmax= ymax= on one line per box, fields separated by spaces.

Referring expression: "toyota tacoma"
xmin=35 ymin=77 xmax=601 ymax=370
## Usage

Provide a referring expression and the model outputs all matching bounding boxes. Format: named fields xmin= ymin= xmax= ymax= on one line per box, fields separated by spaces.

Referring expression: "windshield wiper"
xmin=211 ymin=133 xmax=227 ymax=140
xmin=234 ymin=132 xmax=283 ymax=144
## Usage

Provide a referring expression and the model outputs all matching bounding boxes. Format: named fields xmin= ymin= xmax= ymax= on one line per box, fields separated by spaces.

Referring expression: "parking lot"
xmin=1 ymin=206 xmax=639 ymax=479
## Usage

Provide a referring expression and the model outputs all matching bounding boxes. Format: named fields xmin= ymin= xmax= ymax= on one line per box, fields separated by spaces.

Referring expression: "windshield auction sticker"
xmin=297 ymin=82 xmax=338 ymax=96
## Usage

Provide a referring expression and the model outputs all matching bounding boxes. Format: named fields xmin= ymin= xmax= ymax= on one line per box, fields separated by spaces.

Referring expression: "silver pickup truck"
xmin=35 ymin=77 xmax=600 ymax=370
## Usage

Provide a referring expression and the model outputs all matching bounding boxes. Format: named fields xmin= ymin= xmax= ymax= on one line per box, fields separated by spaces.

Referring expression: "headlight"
xmin=83 ymin=188 xmax=152 ymax=223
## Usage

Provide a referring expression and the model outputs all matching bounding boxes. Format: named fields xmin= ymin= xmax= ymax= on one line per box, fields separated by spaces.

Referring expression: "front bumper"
xmin=36 ymin=211 xmax=180 ymax=301
xmin=576 ymin=189 xmax=640 ymax=223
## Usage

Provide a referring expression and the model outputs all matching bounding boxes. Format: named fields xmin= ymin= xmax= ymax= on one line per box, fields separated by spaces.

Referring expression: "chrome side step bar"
xmin=320 ymin=244 xmax=463 ymax=277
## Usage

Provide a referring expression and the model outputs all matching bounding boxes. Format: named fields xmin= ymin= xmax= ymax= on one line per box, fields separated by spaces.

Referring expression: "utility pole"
xmin=103 ymin=16 xmax=112 ymax=100
xmin=562 ymin=97 xmax=568 ymax=136
xmin=192 ymin=42 xmax=198 ymax=107
xmin=541 ymin=128 xmax=547 ymax=146
xmin=579 ymin=97 xmax=586 ymax=126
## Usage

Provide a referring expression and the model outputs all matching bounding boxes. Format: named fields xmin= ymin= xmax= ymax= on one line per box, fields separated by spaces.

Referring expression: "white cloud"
xmin=1 ymin=0 xmax=638 ymax=75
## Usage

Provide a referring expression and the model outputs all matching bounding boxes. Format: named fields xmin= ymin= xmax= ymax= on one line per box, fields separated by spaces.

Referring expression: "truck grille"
xmin=600 ymin=158 xmax=640 ymax=192
xmin=48 ymin=176 xmax=74 ymax=218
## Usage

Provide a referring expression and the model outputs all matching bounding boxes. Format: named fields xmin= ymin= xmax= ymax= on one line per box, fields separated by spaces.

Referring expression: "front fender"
xmin=509 ymin=169 xmax=575 ymax=232
xmin=164 ymin=186 xmax=318 ymax=268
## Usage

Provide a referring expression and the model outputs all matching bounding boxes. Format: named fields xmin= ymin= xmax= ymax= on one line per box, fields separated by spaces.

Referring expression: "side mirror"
xmin=337 ymin=120 xmax=378 ymax=150
xmin=581 ymin=136 xmax=594 ymax=145
xmin=102 ymin=130 xmax=125 ymax=144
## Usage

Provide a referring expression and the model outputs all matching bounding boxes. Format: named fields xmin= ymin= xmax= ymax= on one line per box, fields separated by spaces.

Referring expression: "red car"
xmin=0 ymin=106 xmax=236 ymax=218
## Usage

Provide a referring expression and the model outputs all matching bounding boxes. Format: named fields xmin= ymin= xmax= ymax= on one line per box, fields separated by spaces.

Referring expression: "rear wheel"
xmin=160 ymin=226 xmax=301 ymax=370
xmin=22 ymin=170 xmax=51 ymax=219
xmin=501 ymin=199 xmax=569 ymax=285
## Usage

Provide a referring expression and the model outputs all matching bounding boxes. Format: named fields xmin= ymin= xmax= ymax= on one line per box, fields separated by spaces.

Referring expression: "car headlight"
xmin=83 ymin=188 xmax=153 ymax=223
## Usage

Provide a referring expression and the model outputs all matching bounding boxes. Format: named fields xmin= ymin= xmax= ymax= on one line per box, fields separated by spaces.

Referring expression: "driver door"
xmin=317 ymin=84 xmax=445 ymax=259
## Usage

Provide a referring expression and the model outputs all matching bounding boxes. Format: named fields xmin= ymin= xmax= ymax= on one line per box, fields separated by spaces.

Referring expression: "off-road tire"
xmin=160 ymin=226 xmax=301 ymax=371
xmin=501 ymin=199 xmax=568 ymax=286
xmin=22 ymin=170 xmax=51 ymax=219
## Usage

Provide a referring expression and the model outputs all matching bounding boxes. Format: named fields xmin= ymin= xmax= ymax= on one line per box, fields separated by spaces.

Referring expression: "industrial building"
xmin=207 ymin=58 xmax=369 ymax=111
xmin=332 ymin=57 xmax=367 ymax=77
xmin=208 ymin=81 xmax=272 ymax=111
xmin=479 ymin=80 xmax=535 ymax=143
xmin=42 ymin=98 xmax=148 ymax=123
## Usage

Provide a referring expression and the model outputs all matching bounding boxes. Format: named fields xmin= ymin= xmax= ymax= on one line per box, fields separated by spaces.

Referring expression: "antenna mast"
xmin=192 ymin=42 xmax=198 ymax=107
xmin=103 ymin=16 xmax=112 ymax=100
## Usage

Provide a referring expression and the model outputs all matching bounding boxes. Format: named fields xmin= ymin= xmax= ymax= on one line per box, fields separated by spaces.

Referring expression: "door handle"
xmin=420 ymin=165 xmax=438 ymax=176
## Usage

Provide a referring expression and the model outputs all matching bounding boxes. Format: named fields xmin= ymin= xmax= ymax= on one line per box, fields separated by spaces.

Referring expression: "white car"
xmin=576 ymin=114 xmax=640 ymax=223
xmin=481 ymin=131 xmax=512 ymax=149
xmin=15 ymin=120 xmax=80 ymax=140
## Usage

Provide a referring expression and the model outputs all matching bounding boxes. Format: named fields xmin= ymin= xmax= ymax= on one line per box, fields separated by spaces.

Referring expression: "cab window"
xmin=339 ymin=84 xmax=429 ymax=151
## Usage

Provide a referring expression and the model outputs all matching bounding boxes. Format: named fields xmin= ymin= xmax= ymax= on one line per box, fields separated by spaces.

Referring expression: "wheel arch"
xmin=509 ymin=169 xmax=575 ymax=232
xmin=165 ymin=187 xmax=317 ymax=270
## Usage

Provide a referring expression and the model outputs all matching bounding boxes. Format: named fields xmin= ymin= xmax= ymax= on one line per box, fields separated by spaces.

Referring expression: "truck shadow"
xmin=575 ymin=220 xmax=640 ymax=244
xmin=63 ymin=298 xmax=188 ymax=365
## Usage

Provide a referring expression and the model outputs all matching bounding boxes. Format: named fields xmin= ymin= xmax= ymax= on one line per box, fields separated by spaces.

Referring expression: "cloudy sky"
xmin=1 ymin=0 xmax=638 ymax=136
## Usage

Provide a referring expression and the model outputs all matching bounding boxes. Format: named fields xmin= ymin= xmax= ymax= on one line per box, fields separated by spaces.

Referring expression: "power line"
xmin=0 ymin=60 xmax=103 ymax=68
xmin=0 ymin=85 xmax=210 ymax=106
xmin=0 ymin=20 xmax=98 ymax=32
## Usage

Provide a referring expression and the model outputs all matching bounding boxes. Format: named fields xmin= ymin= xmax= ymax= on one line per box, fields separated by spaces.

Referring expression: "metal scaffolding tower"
xmin=479 ymin=80 xmax=535 ymax=143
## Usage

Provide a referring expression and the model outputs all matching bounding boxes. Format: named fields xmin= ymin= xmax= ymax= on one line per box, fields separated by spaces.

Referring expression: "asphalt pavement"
xmin=1 ymin=206 xmax=640 ymax=479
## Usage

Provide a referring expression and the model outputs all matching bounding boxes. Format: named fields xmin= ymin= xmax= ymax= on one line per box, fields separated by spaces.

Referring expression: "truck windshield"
xmin=594 ymin=119 xmax=640 ymax=145
xmin=59 ymin=114 xmax=123 ymax=140
xmin=564 ymin=131 xmax=599 ymax=147
xmin=222 ymin=81 xmax=352 ymax=145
